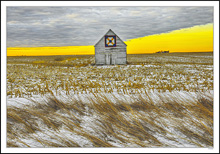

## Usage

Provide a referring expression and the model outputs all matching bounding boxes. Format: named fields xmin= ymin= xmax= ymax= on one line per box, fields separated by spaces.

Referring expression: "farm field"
xmin=6 ymin=52 xmax=213 ymax=147
xmin=7 ymin=52 xmax=213 ymax=97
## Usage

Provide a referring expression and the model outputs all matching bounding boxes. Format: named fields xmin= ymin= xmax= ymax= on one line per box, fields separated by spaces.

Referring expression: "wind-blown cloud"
xmin=7 ymin=6 xmax=213 ymax=47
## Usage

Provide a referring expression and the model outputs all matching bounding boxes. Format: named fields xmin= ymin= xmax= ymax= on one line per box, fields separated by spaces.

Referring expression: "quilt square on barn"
xmin=105 ymin=35 xmax=116 ymax=47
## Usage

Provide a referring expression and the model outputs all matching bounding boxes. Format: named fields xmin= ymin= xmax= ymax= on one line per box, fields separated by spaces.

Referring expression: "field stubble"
xmin=7 ymin=53 xmax=213 ymax=97
xmin=7 ymin=52 xmax=213 ymax=147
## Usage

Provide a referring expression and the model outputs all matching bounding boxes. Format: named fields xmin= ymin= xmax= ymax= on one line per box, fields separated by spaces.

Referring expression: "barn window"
xmin=105 ymin=35 xmax=116 ymax=47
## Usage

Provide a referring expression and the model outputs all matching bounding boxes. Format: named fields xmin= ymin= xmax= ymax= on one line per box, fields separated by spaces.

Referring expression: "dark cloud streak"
xmin=7 ymin=6 xmax=213 ymax=47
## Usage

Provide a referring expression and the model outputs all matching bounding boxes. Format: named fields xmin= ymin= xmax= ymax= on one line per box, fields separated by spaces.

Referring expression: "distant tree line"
xmin=156 ymin=50 xmax=169 ymax=53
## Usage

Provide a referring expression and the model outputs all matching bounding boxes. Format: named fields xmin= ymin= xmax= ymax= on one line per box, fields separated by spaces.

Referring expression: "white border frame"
xmin=1 ymin=1 xmax=219 ymax=153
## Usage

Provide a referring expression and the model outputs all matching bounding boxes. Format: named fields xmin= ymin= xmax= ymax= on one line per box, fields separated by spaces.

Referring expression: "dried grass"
xmin=7 ymin=91 xmax=213 ymax=147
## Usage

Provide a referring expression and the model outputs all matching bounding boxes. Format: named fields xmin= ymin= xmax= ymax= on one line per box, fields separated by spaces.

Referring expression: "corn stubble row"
xmin=7 ymin=53 xmax=213 ymax=98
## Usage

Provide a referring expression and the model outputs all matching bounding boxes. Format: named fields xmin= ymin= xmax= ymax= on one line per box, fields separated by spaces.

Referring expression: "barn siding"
xmin=115 ymin=57 xmax=126 ymax=64
xmin=95 ymin=53 xmax=105 ymax=64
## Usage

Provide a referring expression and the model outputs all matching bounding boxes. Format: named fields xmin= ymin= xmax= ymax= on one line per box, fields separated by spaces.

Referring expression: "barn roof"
xmin=94 ymin=29 xmax=127 ymax=47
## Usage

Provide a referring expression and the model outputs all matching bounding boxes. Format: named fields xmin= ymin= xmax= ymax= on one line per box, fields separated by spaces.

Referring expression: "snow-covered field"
xmin=7 ymin=53 xmax=213 ymax=147
xmin=7 ymin=90 xmax=213 ymax=147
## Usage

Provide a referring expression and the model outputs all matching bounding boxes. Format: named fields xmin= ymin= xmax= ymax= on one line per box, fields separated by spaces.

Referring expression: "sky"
xmin=126 ymin=23 xmax=213 ymax=53
xmin=6 ymin=6 xmax=213 ymax=55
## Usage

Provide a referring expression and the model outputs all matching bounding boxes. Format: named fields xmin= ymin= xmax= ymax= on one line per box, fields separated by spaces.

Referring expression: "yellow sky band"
xmin=7 ymin=23 xmax=213 ymax=56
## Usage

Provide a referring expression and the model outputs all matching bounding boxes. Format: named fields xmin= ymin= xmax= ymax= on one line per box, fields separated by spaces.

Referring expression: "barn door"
xmin=110 ymin=54 xmax=112 ymax=65
xmin=111 ymin=54 xmax=115 ymax=65
xmin=106 ymin=54 xmax=115 ymax=65
xmin=105 ymin=54 xmax=110 ymax=65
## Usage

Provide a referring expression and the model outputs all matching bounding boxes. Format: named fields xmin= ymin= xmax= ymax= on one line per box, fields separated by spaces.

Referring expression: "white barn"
xmin=94 ymin=29 xmax=127 ymax=65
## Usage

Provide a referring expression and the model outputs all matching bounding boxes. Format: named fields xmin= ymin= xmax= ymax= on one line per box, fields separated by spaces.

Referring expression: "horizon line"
xmin=7 ymin=51 xmax=213 ymax=57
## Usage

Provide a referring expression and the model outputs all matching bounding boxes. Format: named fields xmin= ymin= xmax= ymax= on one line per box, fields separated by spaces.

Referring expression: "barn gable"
xmin=94 ymin=29 xmax=127 ymax=47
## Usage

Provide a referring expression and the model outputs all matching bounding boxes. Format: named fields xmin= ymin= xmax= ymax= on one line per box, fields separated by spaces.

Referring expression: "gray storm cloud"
xmin=7 ymin=6 xmax=213 ymax=47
